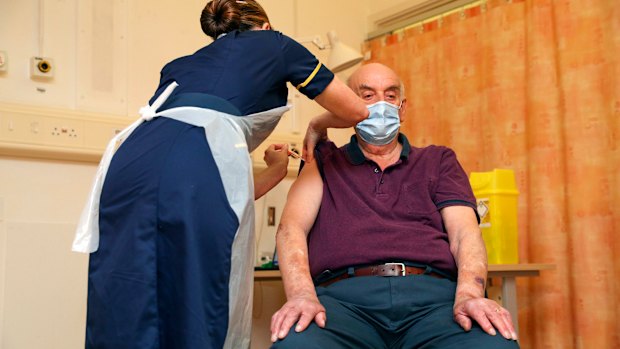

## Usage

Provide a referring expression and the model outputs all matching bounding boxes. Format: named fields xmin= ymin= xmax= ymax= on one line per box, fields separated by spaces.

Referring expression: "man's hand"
xmin=270 ymin=295 xmax=326 ymax=342
xmin=453 ymin=296 xmax=518 ymax=341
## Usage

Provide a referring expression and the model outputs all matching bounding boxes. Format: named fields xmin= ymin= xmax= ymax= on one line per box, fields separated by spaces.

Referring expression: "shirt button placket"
xmin=373 ymin=167 xmax=382 ymax=193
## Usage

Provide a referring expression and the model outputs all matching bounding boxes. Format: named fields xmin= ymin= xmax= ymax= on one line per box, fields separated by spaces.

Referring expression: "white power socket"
xmin=0 ymin=51 xmax=7 ymax=72
xmin=30 ymin=56 xmax=54 ymax=79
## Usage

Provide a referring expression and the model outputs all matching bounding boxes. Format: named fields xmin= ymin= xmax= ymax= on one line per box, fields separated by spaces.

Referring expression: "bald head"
xmin=347 ymin=63 xmax=405 ymax=104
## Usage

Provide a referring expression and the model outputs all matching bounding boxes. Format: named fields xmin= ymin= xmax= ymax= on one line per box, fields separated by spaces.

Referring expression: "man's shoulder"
xmin=314 ymin=140 xmax=343 ymax=162
xmin=316 ymin=140 xmax=340 ymax=152
xmin=406 ymin=144 xmax=463 ymax=170
xmin=412 ymin=144 xmax=455 ymax=157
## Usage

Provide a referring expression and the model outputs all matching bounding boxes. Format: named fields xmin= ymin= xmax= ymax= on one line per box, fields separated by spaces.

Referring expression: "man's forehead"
xmin=355 ymin=69 xmax=399 ymax=86
xmin=348 ymin=64 xmax=402 ymax=91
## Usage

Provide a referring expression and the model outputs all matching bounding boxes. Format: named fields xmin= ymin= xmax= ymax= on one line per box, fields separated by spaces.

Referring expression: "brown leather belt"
xmin=318 ymin=263 xmax=445 ymax=287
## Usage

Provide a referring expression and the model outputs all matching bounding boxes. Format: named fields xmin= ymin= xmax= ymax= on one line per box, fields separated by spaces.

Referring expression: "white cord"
xmin=38 ymin=0 xmax=45 ymax=56
xmin=254 ymin=195 xmax=267 ymax=265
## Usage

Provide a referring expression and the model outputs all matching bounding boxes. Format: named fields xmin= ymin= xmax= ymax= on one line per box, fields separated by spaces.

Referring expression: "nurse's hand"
xmin=263 ymin=143 xmax=289 ymax=170
xmin=254 ymin=144 xmax=289 ymax=200
xmin=270 ymin=294 xmax=326 ymax=342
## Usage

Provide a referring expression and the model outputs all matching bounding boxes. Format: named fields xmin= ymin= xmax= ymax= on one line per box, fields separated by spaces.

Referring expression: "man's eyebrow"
xmin=358 ymin=84 xmax=400 ymax=92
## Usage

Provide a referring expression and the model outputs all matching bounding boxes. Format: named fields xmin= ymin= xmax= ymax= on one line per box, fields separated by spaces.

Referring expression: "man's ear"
xmin=399 ymin=98 xmax=408 ymax=123
xmin=261 ymin=22 xmax=271 ymax=30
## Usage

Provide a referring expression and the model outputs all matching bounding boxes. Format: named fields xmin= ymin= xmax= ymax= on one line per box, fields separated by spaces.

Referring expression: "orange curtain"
xmin=363 ymin=0 xmax=620 ymax=348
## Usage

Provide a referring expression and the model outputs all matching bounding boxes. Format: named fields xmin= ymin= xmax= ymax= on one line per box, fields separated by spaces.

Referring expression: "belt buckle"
xmin=384 ymin=263 xmax=406 ymax=276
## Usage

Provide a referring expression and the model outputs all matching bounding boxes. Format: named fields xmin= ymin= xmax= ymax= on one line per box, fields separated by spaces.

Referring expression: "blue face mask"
xmin=355 ymin=101 xmax=401 ymax=145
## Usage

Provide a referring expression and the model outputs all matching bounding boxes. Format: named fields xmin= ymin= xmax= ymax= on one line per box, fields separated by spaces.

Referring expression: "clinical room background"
xmin=1 ymin=0 xmax=619 ymax=348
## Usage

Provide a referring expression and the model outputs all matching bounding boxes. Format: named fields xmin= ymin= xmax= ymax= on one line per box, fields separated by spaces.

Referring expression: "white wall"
xmin=0 ymin=0 xmax=395 ymax=348
xmin=0 ymin=157 xmax=94 ymax=348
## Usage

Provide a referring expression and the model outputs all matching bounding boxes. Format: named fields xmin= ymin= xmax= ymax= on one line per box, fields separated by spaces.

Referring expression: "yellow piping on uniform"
xmin=296 ymin=62 xmax=322 ymax=89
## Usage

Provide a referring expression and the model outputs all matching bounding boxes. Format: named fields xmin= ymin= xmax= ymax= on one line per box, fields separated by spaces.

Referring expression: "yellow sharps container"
xmin=468 ymin=169 xmax=519 ymax=264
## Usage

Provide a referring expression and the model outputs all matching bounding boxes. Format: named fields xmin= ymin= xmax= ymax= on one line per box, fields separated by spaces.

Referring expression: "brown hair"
xmin=200 ymin=0 xmax=270 ymax=39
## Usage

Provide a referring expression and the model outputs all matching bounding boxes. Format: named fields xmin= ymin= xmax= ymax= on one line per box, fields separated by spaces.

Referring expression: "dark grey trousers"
xmin=271 ymin=275 xmax=520 ymax=349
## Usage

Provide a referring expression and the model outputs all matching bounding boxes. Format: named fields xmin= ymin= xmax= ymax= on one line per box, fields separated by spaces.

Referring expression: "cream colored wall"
xmin=0 ymin=157 xmax=94 ymax=348
xmin=0 ymin=0 xmax=77 ymax=108
xmin=0 ymin=1 xmax=389 ymax=348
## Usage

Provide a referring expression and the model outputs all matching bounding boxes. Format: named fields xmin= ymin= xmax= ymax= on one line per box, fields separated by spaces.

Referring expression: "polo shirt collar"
xmin=344 ymin=133 xmax=411 ymax=165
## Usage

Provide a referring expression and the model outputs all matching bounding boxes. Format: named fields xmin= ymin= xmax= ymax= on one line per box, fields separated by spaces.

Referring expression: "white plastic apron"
xmin=72 ymin=82 xmax=289 ymax=349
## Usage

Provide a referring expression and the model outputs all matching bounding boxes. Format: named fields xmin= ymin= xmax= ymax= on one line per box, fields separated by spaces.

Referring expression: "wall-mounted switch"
xmin=267 ymin=206 xmax=276 ymax=226
xmin=0 ymin=51 xmax=7 ymax=72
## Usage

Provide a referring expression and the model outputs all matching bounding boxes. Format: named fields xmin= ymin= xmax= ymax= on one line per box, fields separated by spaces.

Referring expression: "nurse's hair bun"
xmin=201 ymin=0 xmax=241 ymax=39
xmin=201 ymin=0 xmax=270 ymax=40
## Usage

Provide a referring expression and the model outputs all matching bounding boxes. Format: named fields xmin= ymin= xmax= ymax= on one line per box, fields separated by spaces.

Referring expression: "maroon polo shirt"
xmin=307 ymin=134 xmax=478 ymax=278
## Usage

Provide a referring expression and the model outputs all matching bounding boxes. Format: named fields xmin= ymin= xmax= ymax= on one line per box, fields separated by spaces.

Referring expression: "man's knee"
xmin=450 ymin=329 xmax=520 ymax=349
xmin=270 ymin=331 xmax=321 ymax=349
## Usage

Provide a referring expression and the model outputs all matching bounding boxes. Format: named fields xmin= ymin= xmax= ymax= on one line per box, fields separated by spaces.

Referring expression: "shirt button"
xmin=374 ymin=168 xmax=379 ymax=173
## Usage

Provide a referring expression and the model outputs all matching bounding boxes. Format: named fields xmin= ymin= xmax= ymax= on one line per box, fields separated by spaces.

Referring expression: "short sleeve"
xmin=312 ymin=140 xmax=339 ymax=180
xmin=278 ymin=33 xmax=334 ymax=99
xmin=434 ymin=148 xmax=479 ymax=220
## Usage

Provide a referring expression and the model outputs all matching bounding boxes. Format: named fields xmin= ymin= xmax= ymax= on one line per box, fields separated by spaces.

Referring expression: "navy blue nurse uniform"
xmin=84 ymin=30 xmax=334 ymax=349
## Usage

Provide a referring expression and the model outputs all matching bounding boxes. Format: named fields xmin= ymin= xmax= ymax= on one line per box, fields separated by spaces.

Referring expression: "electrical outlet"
xmin=0 ymin=112 xmax=85 ymax=147
xmin=30 ymin=56 xmax=54 ymax=79
xmin=0 ymin=51 xmax=7 ymax=72
xmin=51 ymin=126 xmax=78 ymax=138
xmin=267 ymin=206 xmax=276 ymax=226
xmin=44 ymin=118 xmax=84 ymax=146
xmin=0 ymin=104 xmax=134 ymax=162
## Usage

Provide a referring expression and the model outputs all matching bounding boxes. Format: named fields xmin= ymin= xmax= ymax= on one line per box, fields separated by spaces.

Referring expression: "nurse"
xmin=73 ymin=0 xmax=369 ymax=348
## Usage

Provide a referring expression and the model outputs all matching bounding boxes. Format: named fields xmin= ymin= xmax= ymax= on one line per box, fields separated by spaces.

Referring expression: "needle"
xmin=288 ymin=150 xmax=300 ymax=159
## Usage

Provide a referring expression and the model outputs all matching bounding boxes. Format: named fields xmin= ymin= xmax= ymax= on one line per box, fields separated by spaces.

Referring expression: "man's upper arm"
xmin=441 ymin=205 xmax=480 ymax=244
xmin=280 ymin=160 xmax=324 ymax=236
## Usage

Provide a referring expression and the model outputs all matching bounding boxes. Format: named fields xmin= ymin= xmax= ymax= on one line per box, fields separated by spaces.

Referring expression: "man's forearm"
xmin=276 ymin=223 xmax=316 ymax=299
xmin=452 ymin=231 xmax=488 ymax=301
xmin=445 ymin=208 xmax=518 ymax=339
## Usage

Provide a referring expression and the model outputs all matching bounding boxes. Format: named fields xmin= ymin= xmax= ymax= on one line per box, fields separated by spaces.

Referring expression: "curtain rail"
xmin=367 ymin=0 xmax=481 ymax=40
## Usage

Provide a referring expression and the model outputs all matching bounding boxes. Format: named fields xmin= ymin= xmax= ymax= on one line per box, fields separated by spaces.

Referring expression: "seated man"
xmin=270 ymin=63 xmax=519 ymax=349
